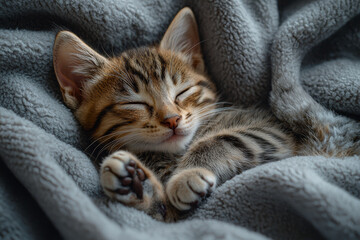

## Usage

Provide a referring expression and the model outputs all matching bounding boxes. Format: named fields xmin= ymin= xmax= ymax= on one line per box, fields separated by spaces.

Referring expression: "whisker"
xmin=108 ymin=132 xmax=143 ymax=151
xmin=85 ymin=127 xmax=139 ymax=151
xmin=84 ymin=129 xmax=132 ymax=152
xmin=89 ymin=129 xmax=139 ymax=158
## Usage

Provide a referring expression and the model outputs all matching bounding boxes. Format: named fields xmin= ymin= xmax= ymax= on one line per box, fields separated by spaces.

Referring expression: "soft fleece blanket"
xmin=1 ymin=0 xmax=360 ymax=239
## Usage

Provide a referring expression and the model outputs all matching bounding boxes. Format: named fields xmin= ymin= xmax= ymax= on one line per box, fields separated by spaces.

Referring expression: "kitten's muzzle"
xmin=161 ymin=115 xmax=182 ymax=129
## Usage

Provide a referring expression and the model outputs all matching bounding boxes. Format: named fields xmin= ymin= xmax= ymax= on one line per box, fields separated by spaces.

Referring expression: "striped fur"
xmin=53 ymin=7 xmax=360 ymax=222
xmin=73 ymin=45 xmax=217 ymax=154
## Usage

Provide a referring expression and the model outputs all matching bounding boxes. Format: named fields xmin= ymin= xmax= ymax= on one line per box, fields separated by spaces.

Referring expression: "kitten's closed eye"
xmin=176 ymin=86 xmax=199 ymax=103
xmin=123 ymin=102 xmax=150 ymax=107
xmin=176 ymin=87 xmax=193 ymax=99
xmin=121 ymin=102 xmax=153 ymax=111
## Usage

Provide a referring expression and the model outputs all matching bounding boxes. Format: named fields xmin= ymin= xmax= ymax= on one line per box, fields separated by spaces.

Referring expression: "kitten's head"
xmin=53 ymin=7 xmax=217 ymax=153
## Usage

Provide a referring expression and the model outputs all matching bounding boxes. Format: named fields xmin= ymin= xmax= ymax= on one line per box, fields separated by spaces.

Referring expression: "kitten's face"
xmin=80 ymin=47 xmax=216 ymax=153
xmin=53 ymin=9 xmax=218 ymax=153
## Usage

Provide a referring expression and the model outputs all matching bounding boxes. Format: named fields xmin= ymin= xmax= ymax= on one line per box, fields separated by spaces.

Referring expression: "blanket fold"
xmin=1 ymin=0 xmax=360 ymax=239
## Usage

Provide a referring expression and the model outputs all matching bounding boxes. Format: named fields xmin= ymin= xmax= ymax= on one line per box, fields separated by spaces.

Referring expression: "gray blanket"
xmin=1 ymin=0 xmax=360 ymax=239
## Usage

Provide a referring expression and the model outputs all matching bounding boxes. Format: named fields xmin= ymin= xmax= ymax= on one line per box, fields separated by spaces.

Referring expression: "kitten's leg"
xmin=166 ymin=128 xmax=293 ymax=211
xmin=166 ymin=134 xmax=225 ymax=211
xmin=100 ymin=150 xmax=166 ymax=220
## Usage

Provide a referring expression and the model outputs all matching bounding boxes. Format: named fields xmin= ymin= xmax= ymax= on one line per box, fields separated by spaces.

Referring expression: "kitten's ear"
xmin=53 ymin=31 xmax=108 ymax=109
xmin=160 ymin=7 xmax=204 ymax=72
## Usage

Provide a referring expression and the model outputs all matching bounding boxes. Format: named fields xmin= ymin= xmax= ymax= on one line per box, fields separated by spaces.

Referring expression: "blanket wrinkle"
xmin=1 ymin=0 xmax=360 ymax=239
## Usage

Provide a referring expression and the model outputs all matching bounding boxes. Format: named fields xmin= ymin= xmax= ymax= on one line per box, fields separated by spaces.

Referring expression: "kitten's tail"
xmin=269 ymin=0 xmax=360 ymax=156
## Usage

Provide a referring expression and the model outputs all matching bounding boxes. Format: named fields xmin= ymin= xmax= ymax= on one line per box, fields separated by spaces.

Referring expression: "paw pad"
xmin=103 ymin=159 xmax=147 ymax=200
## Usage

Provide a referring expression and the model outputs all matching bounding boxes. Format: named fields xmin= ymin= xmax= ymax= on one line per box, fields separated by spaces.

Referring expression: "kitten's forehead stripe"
xmin=151 ymin=52 xmax=161 ymax=84
xmin=123 ymin=55 xmax=149 ymax=84
xmin=132 ymin=79 xmax=140 ymax=93
xmin=118 ymin=57 xmax=139 ymax=93
xmin=151 ymin=54 xmax=160 ymax=80
xmin=180 ymin=71 xmax=187 ymax=83
xmin=157 ymin=53 xmax=167 ymax=81
xmin=171 ymin=72 xmax=178 ymax=85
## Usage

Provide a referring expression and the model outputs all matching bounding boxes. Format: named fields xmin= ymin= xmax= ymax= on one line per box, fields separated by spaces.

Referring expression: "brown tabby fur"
xmin=53 ymin=8 xmax=360 ymax=222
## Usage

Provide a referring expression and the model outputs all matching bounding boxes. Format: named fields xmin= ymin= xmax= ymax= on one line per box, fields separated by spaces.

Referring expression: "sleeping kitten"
xmin=53 ymin=7 xmax=360 ymax=221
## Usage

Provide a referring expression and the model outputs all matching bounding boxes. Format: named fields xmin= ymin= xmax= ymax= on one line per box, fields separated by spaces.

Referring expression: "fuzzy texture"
xmin=1 ymin=0 xmax=360 ymax=240
xmin=51 ymin=12 xmax=299 ymax=221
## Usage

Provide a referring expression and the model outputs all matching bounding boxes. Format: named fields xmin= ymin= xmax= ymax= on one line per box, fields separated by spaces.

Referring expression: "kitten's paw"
xmin=166 ymin=168 xmax=216 ymax=211
xmin=100 ymin=151 xmax=165 ymax=213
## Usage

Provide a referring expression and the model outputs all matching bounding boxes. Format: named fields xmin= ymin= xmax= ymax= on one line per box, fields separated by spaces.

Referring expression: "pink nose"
xmin=161 ymin=115 xmax=181 ymax=129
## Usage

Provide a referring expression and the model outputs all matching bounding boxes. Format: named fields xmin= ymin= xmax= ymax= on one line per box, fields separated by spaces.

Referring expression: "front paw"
xmin=100 ymin=151 xmax=164 ymax=213
xmin=166 ymin=168 xmax=216 ymax=211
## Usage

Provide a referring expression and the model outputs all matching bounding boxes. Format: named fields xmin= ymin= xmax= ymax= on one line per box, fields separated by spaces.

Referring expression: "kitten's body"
xmin=53 ymin=8 xmax=360 ymax=221
xmin=142 ymin=108 xmax=295 ymax=183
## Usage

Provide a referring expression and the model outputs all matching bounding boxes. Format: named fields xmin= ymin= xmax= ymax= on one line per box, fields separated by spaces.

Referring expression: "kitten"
xmin=53 ymin=7 xmax=360 ymax=221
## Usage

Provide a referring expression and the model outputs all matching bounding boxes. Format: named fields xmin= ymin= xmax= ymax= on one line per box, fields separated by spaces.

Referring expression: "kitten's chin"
xmin=158 ymin=134 xmax=194 ymax=153
xmin=128 ymin=132 xmax=195 ymax=154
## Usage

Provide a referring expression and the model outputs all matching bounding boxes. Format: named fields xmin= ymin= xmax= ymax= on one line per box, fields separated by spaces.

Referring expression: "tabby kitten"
xmin=53 ymin=8 xmax=360 ymax=221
